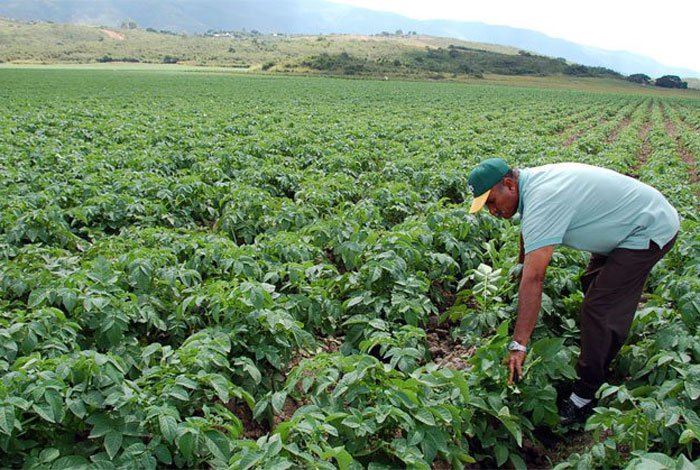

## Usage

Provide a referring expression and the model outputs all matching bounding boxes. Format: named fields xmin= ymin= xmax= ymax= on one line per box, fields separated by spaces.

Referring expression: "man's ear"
xmin=503 ymin=177 xmax=517 ymax=192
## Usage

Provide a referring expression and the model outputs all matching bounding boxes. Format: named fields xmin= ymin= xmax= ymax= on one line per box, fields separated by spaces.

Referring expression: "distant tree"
xmin=121 ymin=20 xmax=137 ymax=30
xmin=655 ymin=75 xmax=688 ymax=89
xmin=626 ymin=73 xmax=651 ymax=85
xmin=162 ymin=55 xmax=178 ymax=64
xmin=395 ymin=29 xmax=403 ymax=36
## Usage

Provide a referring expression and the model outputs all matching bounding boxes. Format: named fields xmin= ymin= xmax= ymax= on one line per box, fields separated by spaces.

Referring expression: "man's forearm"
xmin=513 ymin=276 xmax=544 ymax=346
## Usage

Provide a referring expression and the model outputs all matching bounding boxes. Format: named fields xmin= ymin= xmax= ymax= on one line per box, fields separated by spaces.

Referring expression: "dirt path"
xmin=100 ymin=29 xmax=125 ymax=40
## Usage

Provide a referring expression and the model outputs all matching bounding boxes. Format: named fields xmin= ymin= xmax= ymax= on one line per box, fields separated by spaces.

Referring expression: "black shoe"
xmin=559 ymin=397 xmax=594 ymax=425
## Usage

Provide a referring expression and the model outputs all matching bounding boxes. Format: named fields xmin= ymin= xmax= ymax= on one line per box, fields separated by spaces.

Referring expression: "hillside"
xmin=0 ymin=0 xmax=697 ymax=78
xmin=0 ymin=19 xmax=622 ymax=80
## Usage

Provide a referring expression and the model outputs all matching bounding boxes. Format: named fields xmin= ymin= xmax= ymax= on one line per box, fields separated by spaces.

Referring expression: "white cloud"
xmin=326 ymin=0 xmax=700 ymax=75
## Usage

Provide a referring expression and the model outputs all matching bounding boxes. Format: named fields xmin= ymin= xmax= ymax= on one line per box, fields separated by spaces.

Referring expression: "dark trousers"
xmin=572 ymin=235 xmax=677 ymax=399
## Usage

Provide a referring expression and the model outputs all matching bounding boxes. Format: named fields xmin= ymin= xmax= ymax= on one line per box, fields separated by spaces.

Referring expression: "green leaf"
xmin=236 ymin=357 xmax=262 ymax=384
xmin=159 ymin=415 xmax=178 ymax=443
xmin=239 ymin=451 xmax=264 ymax=470
xmin=51 ymin=455 xmax=89 ymax=470
xmin=204 ymin=430 xmax=231 ymax=463
xmin=498 ymin=416 xmax=523 ymax=447
xmin=0 ymin=405 xmax=15 ymax=435
xmin=495 ymin=443 xmax=509 ymax=467
xmin=208 ymin=375 xmax=230 ymax=402
xmin=67 ymin=398 xmax=87 ymax=418
xmin=32 ymin=402 xmax=56 ymax=423
xmin=415 ymin=408 xmax=436 ymax=426
xmin=104 ymin=430 xmax=122 ymax=460
xmin=684 ymin=380 xmax=700 ymax=400
xmin=45 ymin=389 xmax=65 ymax=424
xmin=510 ymin=452 xmax=527 ymax=470
xmin=431 ymin=405 xmax=452 ymax=423
xmin=421 ymin=427 xmax=447 ymax=463
xmin=62 ymin=290 xmax=78 ymax=313
xmin=679 ymin=429 xmax=696 ymax=444
xmin=320 ymin=446 xmax=353 ymax=470
xmin=169 ymin=386 xmax=189 ymax=401
xmin=154 ymin=444 xmax=173 ymax=465
xmin=39 ymin=448 xmax=60 ymax=463
xmin=271 ymin=391 xmax=287 ymax=415
xmin=177 ymin=432 xmax=196 ymax=460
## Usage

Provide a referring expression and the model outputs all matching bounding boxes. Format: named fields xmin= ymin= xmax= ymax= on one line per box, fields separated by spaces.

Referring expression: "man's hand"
xmin=508 ymin=350 xmax=526 ymax=384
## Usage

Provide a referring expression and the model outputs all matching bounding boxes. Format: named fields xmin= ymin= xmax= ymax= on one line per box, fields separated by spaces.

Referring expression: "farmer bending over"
xmin=467 ymin=158 xmax=679 ymax=425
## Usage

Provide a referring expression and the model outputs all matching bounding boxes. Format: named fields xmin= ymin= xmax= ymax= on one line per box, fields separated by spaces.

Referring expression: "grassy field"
xmin=2 ymin=62 xmax=698 ymax=98
xmin=0 ymin=68 xmax=699 ymax=468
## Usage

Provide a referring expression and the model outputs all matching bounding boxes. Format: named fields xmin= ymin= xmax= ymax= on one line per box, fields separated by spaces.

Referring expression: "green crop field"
xmin=0 ymin=68 xmax=699 ymax=469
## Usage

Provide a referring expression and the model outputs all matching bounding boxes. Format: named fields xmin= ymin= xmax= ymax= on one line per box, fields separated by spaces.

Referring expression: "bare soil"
xmin=563 ymin=130 xmax=583 ymax=147
xmin=425 ymin=315 xmax=474 ymax=370
xmin=630 ymin=121 xmax=653 ymax=177
xmin=226 ymin=400 xmax=269 ymax=439
xmin=100 ymin=29 xmax=125 ymax=41
xmin=678 ymin=145 xmax=700 ymax=185
xmin=605 ymin=116 xmax=632 ymax=144
xmin=662 ymin=115 xmax=700 ymax=187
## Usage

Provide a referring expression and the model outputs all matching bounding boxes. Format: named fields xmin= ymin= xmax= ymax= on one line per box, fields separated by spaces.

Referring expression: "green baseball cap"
xmin=468 ymin=158 xmax=510 ymax=213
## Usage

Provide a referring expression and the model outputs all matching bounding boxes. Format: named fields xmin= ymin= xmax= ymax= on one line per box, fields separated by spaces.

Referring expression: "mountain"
xmin=0 ymin=0 xmax=697 ymax=78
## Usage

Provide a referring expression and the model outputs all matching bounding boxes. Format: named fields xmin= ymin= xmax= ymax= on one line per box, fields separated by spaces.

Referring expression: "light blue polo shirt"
xmin=518 ymin=163 xmax=679 ymax=255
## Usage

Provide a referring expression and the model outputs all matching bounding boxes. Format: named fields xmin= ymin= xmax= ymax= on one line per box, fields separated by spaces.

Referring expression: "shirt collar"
xmin=517 ymin=169 xmax=528 ymax=215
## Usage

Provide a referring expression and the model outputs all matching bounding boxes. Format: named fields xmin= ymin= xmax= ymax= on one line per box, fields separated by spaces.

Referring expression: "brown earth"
xmin=678 ymin=144 xmax=700 ymax=185
xmin=563 ymin=117 xmax=609 ymax=147
xmin=226 ymin=400 xmax=269 ymax=440
xmin=662 ymin=111 xmax=700 ymax=187
xmin=630 ymin=120 xmax=653 ymax=176
xmin=605 ymin=116 xmax=632 ymax=144
xmin=563 ymin=130 xmax=584 ymax=147
xmin=425 ymin=315 xmax=474 ymax=370
xmin=100 ymin=29 xmax=125 ymax=40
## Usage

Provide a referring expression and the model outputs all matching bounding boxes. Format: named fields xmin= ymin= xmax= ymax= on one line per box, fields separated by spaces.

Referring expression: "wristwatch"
xmin=508 ymin=340 xmax=527 ymax=353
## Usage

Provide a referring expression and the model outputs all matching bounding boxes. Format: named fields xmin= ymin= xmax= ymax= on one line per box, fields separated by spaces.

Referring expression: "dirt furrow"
xmin=636 ymin=121 xmax=653 ymax=166
xmin=628 ymin=120 xmax=653 ymax=179
xmin=662 ymin=111 xmax=700 ymax=190
xmin=563 ymin=130 xmax=583 ymax=147
xmin=605 ymin=102 xmax=644 ymax=145
xmin=605 ymin=116 xmax=631 ymax=144
xmin=678 ymin=144 xmax=699 ymax=184
xmin=562 ymin=118 xmax=610 ymax=147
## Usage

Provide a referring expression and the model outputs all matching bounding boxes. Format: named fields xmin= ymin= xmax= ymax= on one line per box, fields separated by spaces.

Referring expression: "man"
xmin=467 ymin=158 xmax=679 ymax=424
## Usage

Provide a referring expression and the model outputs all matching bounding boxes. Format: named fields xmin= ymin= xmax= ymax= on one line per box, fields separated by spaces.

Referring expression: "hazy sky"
xmin=328 ymin=0 xmax=700 ymax=75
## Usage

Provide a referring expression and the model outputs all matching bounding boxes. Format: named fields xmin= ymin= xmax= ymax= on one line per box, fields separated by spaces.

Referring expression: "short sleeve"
xmin=521 ymin=200 xmax=574 ymax=254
